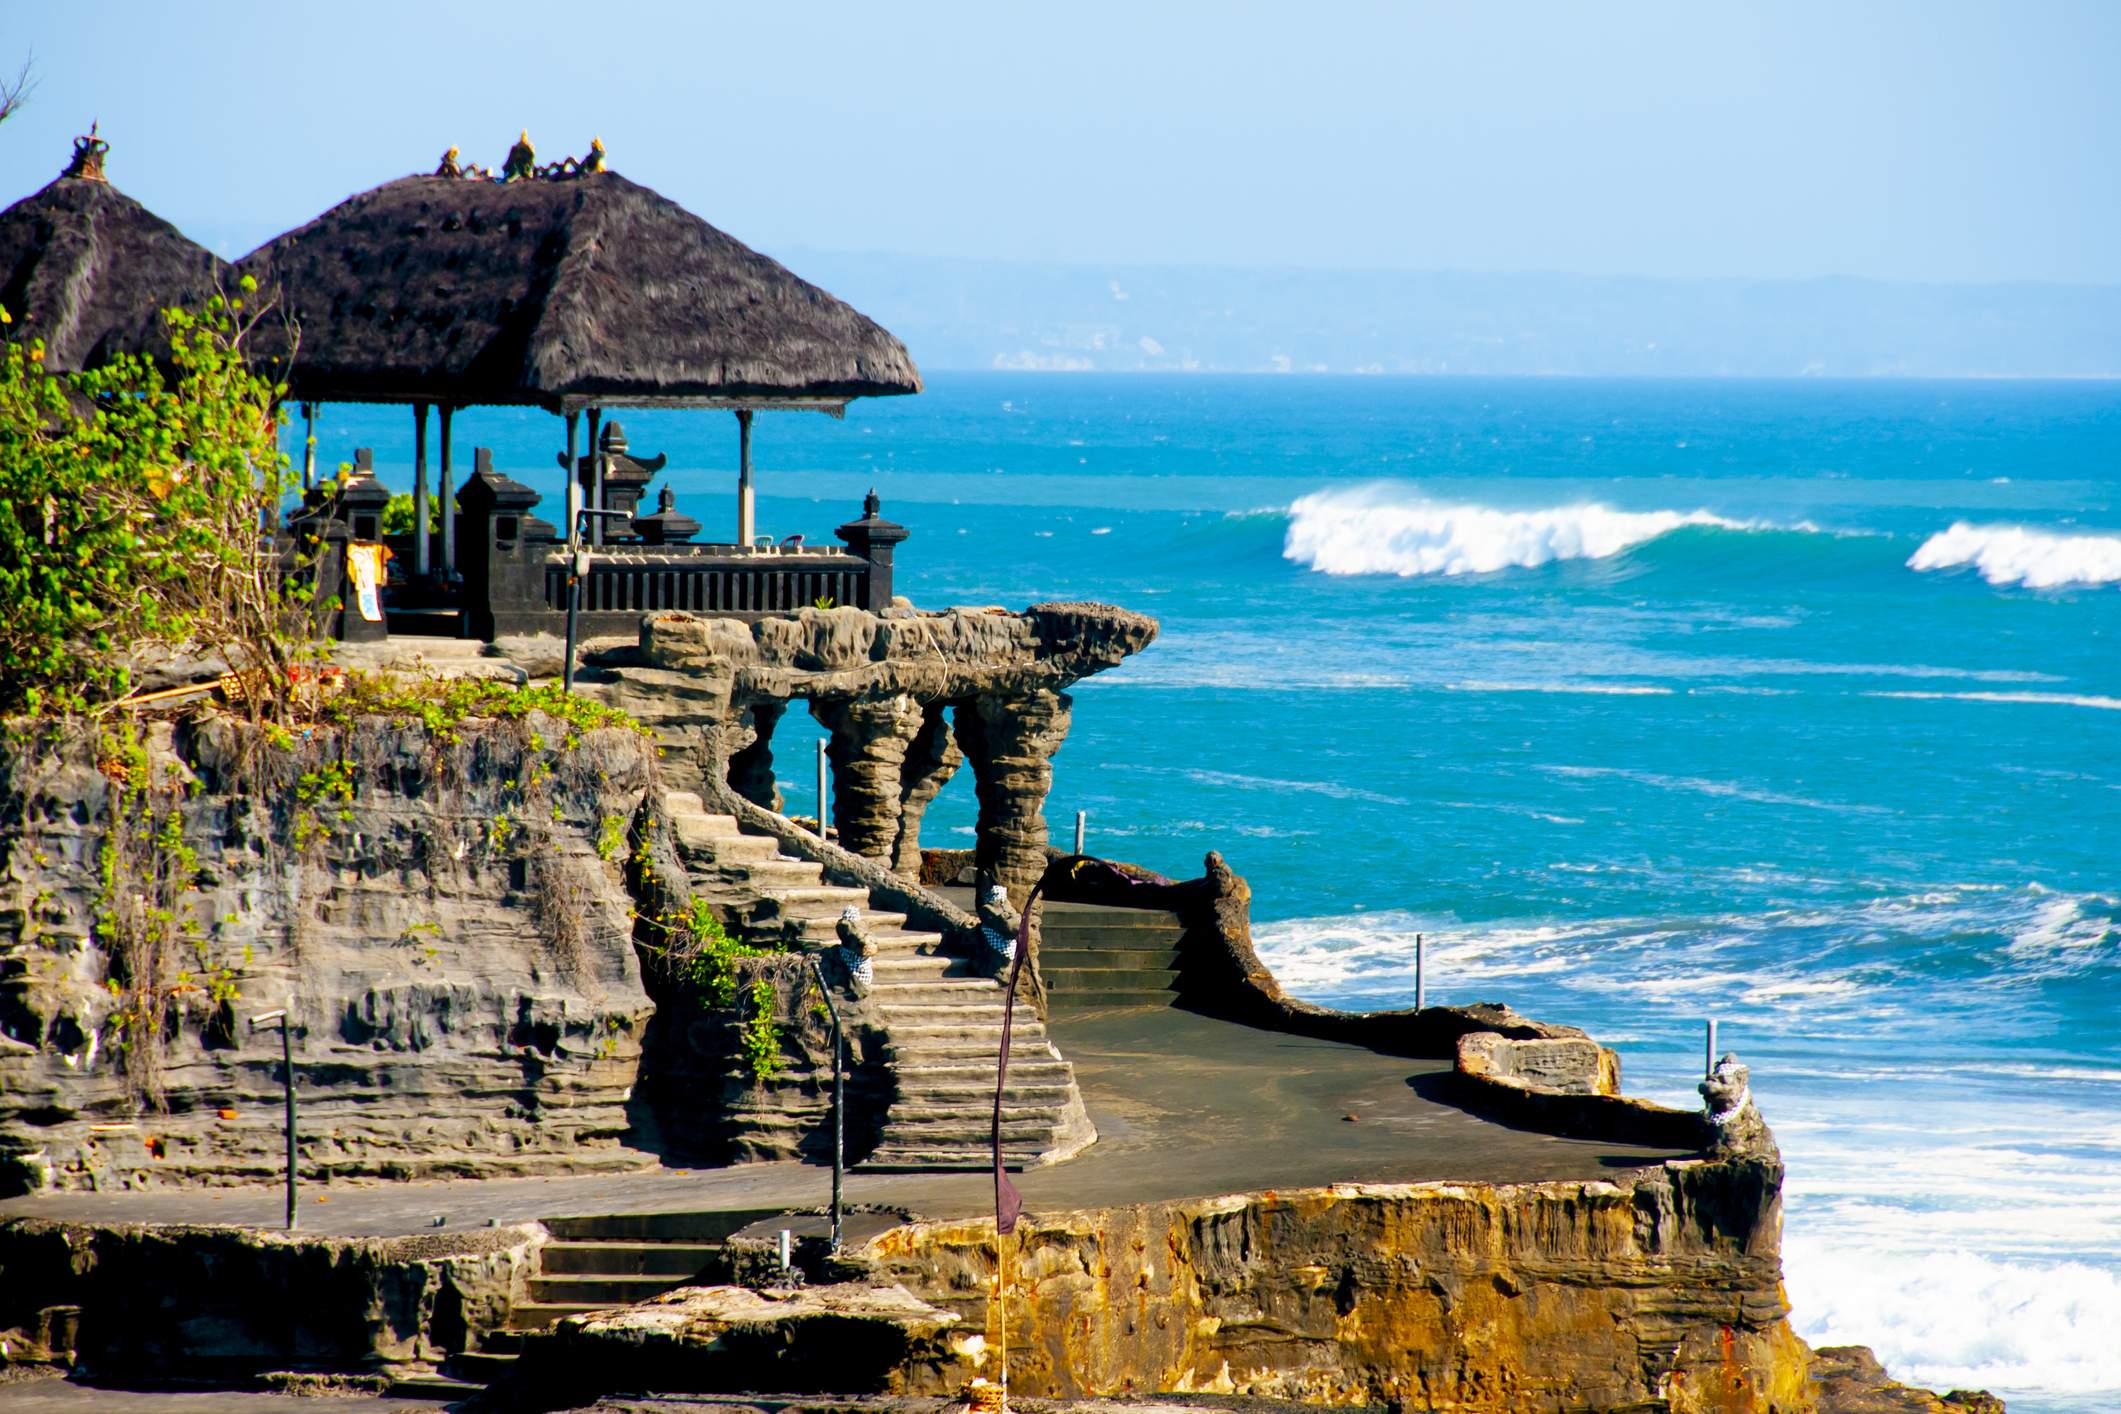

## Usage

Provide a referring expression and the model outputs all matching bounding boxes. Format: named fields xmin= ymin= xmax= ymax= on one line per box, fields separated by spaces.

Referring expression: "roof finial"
xmin=501 ymin=129 xmax=536 ymax=182
xmin=62 ymin=121 xmax=109 ymax=182
xmin=581 ymin=137 xmax=607 ymax=174
xmin=436 ymin=145 xmax=462 ymax=178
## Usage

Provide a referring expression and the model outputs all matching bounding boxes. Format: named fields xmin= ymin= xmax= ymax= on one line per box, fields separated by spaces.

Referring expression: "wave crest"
xmin=1281 ymin=487 xmax=1760 ymax=577
xmin=1907 ymin=521 xmax=2121 ymax=590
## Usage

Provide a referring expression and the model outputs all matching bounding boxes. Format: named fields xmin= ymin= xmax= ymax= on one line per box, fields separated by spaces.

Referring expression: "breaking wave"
xmin=1281 ymin=487 xmax=1788 ymax=578
xmin=1907 ymin=522 xmax=2121 ymax=590
xmin=1785 ymin=1240 xmax=2121 ymax=1395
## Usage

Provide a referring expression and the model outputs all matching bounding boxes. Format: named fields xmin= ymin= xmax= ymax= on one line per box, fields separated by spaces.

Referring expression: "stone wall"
xmin=0 ymin=710 xmax=658 ymax=1193
xmin=0 ymin=1216 xmax=541 ymax=1379
xmin=863 ymin=1162 xmax=1812 ymax=1410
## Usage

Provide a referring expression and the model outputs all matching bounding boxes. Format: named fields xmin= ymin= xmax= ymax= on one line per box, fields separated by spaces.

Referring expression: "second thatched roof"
xmin=243 ymin=155 xmax=922 ymax=410
xmin=0 ymin=131 xmax=230 ymax=371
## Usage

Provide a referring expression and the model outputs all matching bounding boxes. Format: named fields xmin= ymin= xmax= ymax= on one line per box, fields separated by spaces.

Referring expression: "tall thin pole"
xmin=1073 ymin=810 xmax=1086 ymax=856
xmin=281 ymin=1021 xmax=296 ymax=1230
xmin=586 ymin=407 xmax=604 ymax=549
xmin=562 ymin=410 xmax=582 ymax=693
xmin=301 ymin=403 xmax=317 ymax=491
xmin=806 ymin=956 xmax=845 ymax=1252
xmin=437 ymin=405 xmax=455 ymax=584
xmin=1705 ymin=1019 xmax=1719 ymax=1078
xmin=816 ymin=738 xmax=828 ymax=837
xmin=250 ymin=1010 xmax=296 ymax=1230
xmin=737 ymin=409 xmax=755 ymax=547
xmin=412 ymin=402 xmax=431 ymax=578
xmin=1415 ymin=933 xmax=1425 ymax=1013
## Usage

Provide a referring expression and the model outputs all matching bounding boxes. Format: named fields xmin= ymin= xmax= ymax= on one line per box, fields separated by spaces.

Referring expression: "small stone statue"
xmin=1699 ymin=1052 xmax=1771 ymax=1155
xmin=834 ymin=905 xmax=875 ymax=996
xmin=976 ymin=883 xmax=1020 ymax=973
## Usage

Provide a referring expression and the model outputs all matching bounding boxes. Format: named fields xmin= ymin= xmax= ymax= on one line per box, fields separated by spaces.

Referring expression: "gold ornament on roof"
xmin=434 ymin=132 xmax=608 ymax=182
xmin=501 ymin=129 xmax=537 ymax=182
xmin=62 ymin=121 xmax=109 ymax=182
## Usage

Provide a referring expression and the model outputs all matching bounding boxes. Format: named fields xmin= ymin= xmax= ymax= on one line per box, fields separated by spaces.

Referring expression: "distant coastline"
xmin=769 ymin=248 xmax=2121 ymax=381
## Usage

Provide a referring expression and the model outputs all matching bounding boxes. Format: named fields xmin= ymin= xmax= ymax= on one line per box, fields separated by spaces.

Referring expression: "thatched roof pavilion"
xmin=241 ymin=143 xmax=921 ymax=412
xmin=243 ymin=134 xmax=923 ymax=575
xmin=0 ymin=127 xmax=228 ymax=372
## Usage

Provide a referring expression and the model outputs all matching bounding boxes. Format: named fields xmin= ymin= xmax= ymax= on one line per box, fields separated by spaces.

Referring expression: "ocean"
xmin=319 ymin=373 xmax=2120 ymax=1412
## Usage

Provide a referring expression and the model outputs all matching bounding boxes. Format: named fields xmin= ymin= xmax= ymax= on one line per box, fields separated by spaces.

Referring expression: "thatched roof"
xmin=242 ymin=161 xmax=922 ymax=411
xmin=0 ymin=132 xmax=229 ymax=372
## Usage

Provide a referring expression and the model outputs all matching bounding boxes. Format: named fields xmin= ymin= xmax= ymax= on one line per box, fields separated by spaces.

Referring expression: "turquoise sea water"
xmin=323 ymin=375 xmax=2119 ymax=1410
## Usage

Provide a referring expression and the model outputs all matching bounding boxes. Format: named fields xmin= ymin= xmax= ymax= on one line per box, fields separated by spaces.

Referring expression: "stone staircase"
xmin=660 ymin=791 xmax=1093 ymax=1171
xmin=418 ymin=1208 xmax=781 ymax=1397
xmin=1040 ymin=902 xmax=1187 ymax=1011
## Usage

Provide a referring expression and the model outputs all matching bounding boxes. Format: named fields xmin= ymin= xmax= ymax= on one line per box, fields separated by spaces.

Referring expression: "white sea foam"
xmin=1867 ymin=689 xmax=2121 ymax=712
xmin=1282 ymin=487 xmax=1771 ymax=577
xmin=1448 ymin=680 xmax=1674 ymax=696
xmin=1908 ymin=521 xmax=2121 ymax=590
xmin=1785 ymin=1239 xmax=2121 ymax=1394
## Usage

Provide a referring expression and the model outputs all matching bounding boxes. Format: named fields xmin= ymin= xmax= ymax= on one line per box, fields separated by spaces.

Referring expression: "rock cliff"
xmin=0 ymin=706 xmax=657 ymax=1192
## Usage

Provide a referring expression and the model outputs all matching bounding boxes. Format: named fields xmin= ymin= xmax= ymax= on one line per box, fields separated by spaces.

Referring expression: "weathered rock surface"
xmin=1811 ymin=1346 xmax=2005 ymax=1413
xmin=0 ymin=1216 xmax=542 ymax=1378
xmin=490 ymin=1281 xmax=975 ymax=1411
xmin=862 ymin=1167 xmax=1814 ymax=1410
xmin=0 ymin=712 xmax=657 ymax=1192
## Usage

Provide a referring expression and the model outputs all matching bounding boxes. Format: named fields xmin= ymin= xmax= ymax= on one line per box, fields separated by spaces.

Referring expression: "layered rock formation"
xmin=0 ymin=709 xmax=657 ymax=1192
xmin=0 ymin=1215 xmax=543 ymax=1380
xmin=860 ymin=1164 xmax=1812 ymax=1409
xmin=608 ymin=602 xmax=1157 ymax=911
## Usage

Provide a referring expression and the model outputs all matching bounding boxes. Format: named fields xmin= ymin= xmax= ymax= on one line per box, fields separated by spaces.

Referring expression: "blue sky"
xmin=1 ymin=0 xmax=2115 ymax=284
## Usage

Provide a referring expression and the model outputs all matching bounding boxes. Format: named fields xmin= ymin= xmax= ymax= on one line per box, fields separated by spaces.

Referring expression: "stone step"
xmin=506 ymin=1300 xmax=613 ymax=1331
xmin=1041 ymin=909 xmax=1184 ymax=931
xmin=881 ymin=1106 xmax=1068 ymax=1130
xmin=870 ymin=955 xmax=974 ymax=975
xmin=866 ymin=979 xmax=1002 ymax=1000
xmin=688 ymin=834 xmax=785 ymax=863
xmin=860 ymin=1147 xmax=1049 ymax=1170
xmin=538 ymin=1240 xmax=723 ymax=1277
xmin=528 ymin=1274 xmax=692 ymax=1307
xmin=1050 ymin=992 xmax=1179 ymax=1010
xmin=542 ymin=1209 xmax=786 ymax=1243
xmin=389 ymin=1373 xmax=485 ymax=1398
xmin=890 ymin=1085 xmax=1077 ymax=1102
xmin=721 ymin=858 xmax=827 ymax=887
xmin=442 ymin=1350 xmax=519 ymax=1385
xmin=895 ymin=1058 xmax=1075 ymax=1080
xmin=1040 ymin=947 xmax=1181 ymax=970
xmin=668 ymin=812 xmax=743 ymax=847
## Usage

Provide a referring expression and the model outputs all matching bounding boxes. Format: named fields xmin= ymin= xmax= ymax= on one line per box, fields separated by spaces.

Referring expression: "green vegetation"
xmin=381 ymin=491 xmax=442 ymax=537
xmin=322 ymin=674 xmax=649 ymax=744
xmin=740 ymin=978 xmax=786 ymax=1082
xmin=0 ymin=285 xmax=321 ymax=719
xmin=90 ymin=716 xmax=246 ymax=1106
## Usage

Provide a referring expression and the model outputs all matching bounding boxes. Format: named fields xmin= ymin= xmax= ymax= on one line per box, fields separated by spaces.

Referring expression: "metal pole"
xmin=1705 ymin=1019 xmax=1718 ymax=1078
xmin=736 ymin=409 xmax=755 ymax=547
xmin=562 ymin=411 xmax=581 ymax=693
xmin=1415 ymin=933 xmax=1425 ymax=1013
xmin=250 ymin=1010 xmax=296 ymax=1230
xmin=301 ymin=403 xmax=317 ymax=491
xmin=437 ymin=405 xmax=455 ymax=584
xmin=585 ymin=407 xmax=603 ymax=548
xmin=412 ymin=402 xmax=430 ymax=578
xmin=806 ymin=955 xmax=844 ymax=1252
xmin=816 ymin=738 xmax=828 ymax=837
xmin=1074 ymin=810 xmax=1086 ymax=855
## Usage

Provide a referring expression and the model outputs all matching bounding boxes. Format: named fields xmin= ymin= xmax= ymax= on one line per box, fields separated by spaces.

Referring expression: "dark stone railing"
xmin=297 ymin=444 xmax=909 ymax=643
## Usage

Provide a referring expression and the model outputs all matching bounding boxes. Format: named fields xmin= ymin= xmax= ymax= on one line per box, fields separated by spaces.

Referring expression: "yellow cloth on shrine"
xmin=346 ymin=543 xmax=388 ymax=623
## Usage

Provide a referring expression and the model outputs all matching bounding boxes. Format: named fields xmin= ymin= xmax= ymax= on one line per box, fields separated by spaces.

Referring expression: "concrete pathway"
xmin=0 ymin=1008 xmax=1693 ymax=1238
